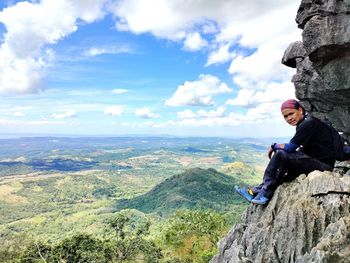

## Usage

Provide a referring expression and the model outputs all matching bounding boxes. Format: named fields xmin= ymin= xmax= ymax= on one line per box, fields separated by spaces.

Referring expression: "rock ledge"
xmin=211 ymin=171 xmax=350 ymax=263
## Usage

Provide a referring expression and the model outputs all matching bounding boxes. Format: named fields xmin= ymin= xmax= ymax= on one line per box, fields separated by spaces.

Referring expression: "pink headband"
xmin=281 ymin=99 xmax=301 ymax=111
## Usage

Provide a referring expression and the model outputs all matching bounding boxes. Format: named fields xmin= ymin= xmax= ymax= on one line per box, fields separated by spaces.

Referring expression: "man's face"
xmin=282 ymin=108 xmax=304 ymax=126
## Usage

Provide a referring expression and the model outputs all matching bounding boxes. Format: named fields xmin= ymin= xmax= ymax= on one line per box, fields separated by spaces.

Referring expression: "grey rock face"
xmin=282 ymin=0 xmax=350 ymax=138
xmin=211 ymin=171 xmax=350 ymax=263
xmin=296 ymin=0 xmax=350 ymax=30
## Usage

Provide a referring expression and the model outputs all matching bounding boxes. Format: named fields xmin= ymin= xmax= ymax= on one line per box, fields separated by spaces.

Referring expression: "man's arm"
xmin=268 ymin=142 xmax=300 ymax=159
xmin=272 ymin=143 xmax=299 ymax=152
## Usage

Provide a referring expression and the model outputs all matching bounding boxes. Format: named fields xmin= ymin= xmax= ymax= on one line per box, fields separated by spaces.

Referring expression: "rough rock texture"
xmin=282 ymin=0 xmax=350 ymax=139
xmin=210 ymin=171 xmax=350 ymax=263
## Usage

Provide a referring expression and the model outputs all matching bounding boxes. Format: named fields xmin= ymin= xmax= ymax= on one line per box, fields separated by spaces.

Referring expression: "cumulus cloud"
xmin=226 ymin=81 xmax=295 ymax=107
xmin=228 ymin=46 xmax=294 ymax=90
xmin=104 ymin=105 xmax=124 ymax=116
xmin=109 ymin=0 xmax=299 ymax=63
xmin=110 ymin=0 xmax=300 ymax=110
xmin=51 ymin=110 xmax=76 ymax=119
xmin=110 ymin=0 xmax=190 ymax=40
xmin=197 ymin=106 xmax=226 ymax=118
xmin=111 ymin=88 xmax=129 ymax=94
xmin=109 ymin=0 xmax=296 ymax=40
xmin=0 ymin=0 xmax=108 ymax=94
xmin=183 ymin=32 xmax=208 ymax=51
xmin=0 ymin=0 xmax=302 ymax=136
xmin=206 ymin=43 xmax=236 ymax=66
xmin=165 ymin=74 xmax=232 ymax=107
xmin=135 ymin=107 xmax=160 ymax=119
xmin=177 ymin=109 xmax=197 ymax=119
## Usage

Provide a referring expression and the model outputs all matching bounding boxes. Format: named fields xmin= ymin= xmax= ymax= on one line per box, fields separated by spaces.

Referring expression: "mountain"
xmin=115 ymin=168 xmax=245 ymax=215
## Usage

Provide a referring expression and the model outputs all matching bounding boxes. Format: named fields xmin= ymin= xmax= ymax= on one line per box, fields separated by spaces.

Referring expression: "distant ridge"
xmin=182 ymin=146 xmax=210 ymax=153
xmin=115 ymin=168 xmax=244 ymax=215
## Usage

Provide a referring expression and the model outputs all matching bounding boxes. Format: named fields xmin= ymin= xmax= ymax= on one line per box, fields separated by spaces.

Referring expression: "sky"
xmin=0 ymin=0 xmax=302 ymax=137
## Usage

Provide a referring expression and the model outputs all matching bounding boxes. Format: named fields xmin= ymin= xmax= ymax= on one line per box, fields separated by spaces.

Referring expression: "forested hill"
xmin=116 ymin=168 xmax=245 ymax=215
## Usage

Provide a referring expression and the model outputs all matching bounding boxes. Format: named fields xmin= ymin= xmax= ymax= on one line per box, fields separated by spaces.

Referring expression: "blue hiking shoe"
xmin=251 ymin=192 xmax=270 ymax=205
xmin=234 ymin=185 xmax=254 ymax=202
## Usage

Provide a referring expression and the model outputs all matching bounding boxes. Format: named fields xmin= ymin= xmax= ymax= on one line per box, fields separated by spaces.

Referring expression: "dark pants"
xmin=252 ymin=150 xmax=333 ymax=198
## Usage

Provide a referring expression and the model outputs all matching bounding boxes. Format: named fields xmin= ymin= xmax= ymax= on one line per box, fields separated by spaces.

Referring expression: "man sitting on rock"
xmin=235 ymin=99 xmax=339 ymax=205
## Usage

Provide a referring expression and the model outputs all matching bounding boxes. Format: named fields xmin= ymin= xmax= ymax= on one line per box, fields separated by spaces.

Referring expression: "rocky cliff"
xmin=211 ymin=1 xmax=350 ymax=262
xmin=211 ymin=168 xmax=350 ymax=263
xmin=282 ymin=0 xmax=350 ymax=139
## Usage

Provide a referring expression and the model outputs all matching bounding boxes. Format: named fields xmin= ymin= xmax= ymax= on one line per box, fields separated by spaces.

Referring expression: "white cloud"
xmin=177 ymin=109 xmax=197 ymax=119
xmin=0 ymin=0 xmax=108 ymax=94
xmin=183 ymin=32 xmax=208 ymax=51
xmin=109 ymin=0 xmax=296 ymax=40
xmin=165 ymin=102 xmax=282 ymax=128
xmin=228 ymin=45 xmax=295 ymax=90
xmin=226 ymin=81 xmax=295 ymax=107
xmin=51 ymin=110 xmax=76 ymax=119
xmin=0 ymin=0 xmax=302 ymax=136
xmin=104 ymin=105 xmax=124 ymax=116
xmin=0 ymin=118 xmax=17 ymax=125
xmin=111 ymin=89 xmax=129 ymax=94
xmin=111 ymin=0 xmax=300 ymax=113
xmin=197 ymin=106 xmax=226 ymax=118
xmin=135 ymin=107 xmax=160 ymax=119
xmin=109 ymin=1 xmax=300 ymax=65
xmin=84 ymin=45 xmax=131 ymax=57
xmin=13 ymin=111 xmax=26 ymax=117
xmin=176 ymin=106 xmax=225 ymax=120
xmin=226 ymin=89 xmax=255 ymax=106
xmin=110 ymin=0 xmax=189 ymax=40
xmin=206 ymin=43 xmax=236 ymax=66
xmin=165 ymin=74 xmax=232 ymax=107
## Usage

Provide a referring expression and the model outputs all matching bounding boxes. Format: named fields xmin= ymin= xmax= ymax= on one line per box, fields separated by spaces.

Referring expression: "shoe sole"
xmin=234 ymin=186 xmax=254 ymax=202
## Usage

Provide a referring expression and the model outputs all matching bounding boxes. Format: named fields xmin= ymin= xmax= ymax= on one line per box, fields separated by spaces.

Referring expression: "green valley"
xmin=0 ymin=136 xmax=270 ymax=262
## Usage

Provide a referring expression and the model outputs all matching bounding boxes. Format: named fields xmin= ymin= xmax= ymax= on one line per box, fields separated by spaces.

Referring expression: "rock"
xmin=282 ymin=41 xmax=307 ymax=68
xmin=210 ymin=171 xmax=350 ymax=263
xmin=288 ymin=0 xmax=350 ymax=139
xmin=296 ymin=0 xmax=350 ymax=29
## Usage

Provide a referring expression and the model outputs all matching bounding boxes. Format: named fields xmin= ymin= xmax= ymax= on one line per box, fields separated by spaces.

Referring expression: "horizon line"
xmin=0 ymin=133 xmax=289 ymax=139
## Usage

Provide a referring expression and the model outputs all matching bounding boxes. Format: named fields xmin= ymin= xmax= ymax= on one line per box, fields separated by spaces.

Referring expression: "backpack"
xmin=323 ymin=121 xmax=350 ymax=161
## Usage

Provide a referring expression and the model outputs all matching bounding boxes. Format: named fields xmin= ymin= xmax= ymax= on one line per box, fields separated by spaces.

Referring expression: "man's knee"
xmin=273 ymin=150 xmax=289 ymax=161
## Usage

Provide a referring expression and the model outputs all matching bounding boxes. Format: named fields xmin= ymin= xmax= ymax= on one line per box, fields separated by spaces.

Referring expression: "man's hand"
xmin=268 ymin=146 xmax=274 ymax=159
xmin=268 ymin=143 xmax=286 ymax=159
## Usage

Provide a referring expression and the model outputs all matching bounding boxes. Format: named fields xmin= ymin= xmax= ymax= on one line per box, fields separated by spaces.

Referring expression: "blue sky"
xmin=0 ymin=0 xmax=301 ymax=137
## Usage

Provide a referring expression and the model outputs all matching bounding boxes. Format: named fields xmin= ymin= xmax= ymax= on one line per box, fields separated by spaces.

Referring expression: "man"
xmin=235 ymin=99 xmax=335 ymax=205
